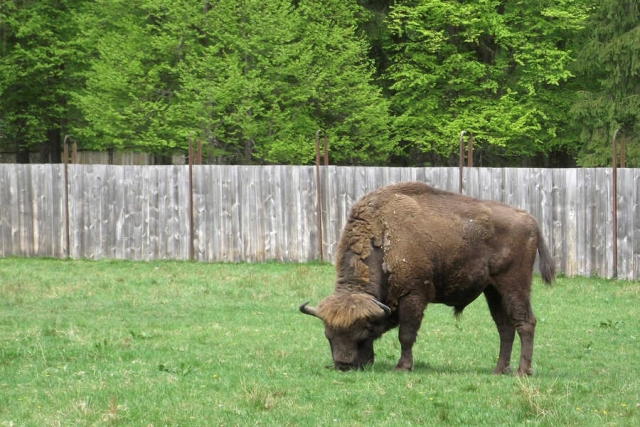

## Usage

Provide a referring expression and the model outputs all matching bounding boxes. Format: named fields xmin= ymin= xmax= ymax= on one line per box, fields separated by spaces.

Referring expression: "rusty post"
xmin=72 ymin=141 xmax=77 ymax=164
xmin=459 ymin=131 xmax=466 ymax=193
xmin=63 ymin=135 xmax=69 ymax=164
xmin=315 ymin=130 xmax=325 ymax=262
xmin=63 ymin=135 xmax=71 ymax=258
xmin=612 ymin=129 xmax=621 ymax=278
xmin=188 ymin=135 xmax=195 ymax=262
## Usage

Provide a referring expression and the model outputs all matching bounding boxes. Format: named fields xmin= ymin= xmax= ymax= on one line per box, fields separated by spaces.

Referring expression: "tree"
xmin=69 ymin=0 xmax=393 ymax=165
xmin=69 ymin=0 xmax=186 ymax=156
xmin=178 ymin=0 xmax=393 ymax=165
xmin=384 ymin=0 xmax=589 ymax=165
xmin=0 ymin=0 xmax=85 ymax=163
xmin=571 ymin=0 xmax=640 ymax=166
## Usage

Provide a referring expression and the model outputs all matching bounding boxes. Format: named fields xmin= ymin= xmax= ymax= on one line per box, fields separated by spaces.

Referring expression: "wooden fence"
xmin=0 ymin=164 xmax=638 ymax=280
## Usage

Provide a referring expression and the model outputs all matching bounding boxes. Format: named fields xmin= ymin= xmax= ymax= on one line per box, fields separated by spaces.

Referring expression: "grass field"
xmin=0 ymin=258 xmax=638 ymax=426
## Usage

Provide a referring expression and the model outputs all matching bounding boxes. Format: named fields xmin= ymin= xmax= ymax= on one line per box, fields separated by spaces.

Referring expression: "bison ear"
xmin=299 ymin=302 xmax=321 ymax=319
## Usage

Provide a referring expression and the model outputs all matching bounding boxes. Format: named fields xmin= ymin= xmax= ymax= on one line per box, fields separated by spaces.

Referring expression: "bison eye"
xmin=356 ymin=330 xmax=371 ymax=342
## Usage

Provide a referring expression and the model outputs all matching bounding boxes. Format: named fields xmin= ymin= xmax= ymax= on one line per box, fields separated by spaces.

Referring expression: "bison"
xmin=300 ymin=181 xmax=555 ymax=375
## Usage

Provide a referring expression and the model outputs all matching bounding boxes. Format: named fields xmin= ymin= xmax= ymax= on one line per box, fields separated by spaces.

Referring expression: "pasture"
xmin=0 ymin=258 xmax=638 ymax=426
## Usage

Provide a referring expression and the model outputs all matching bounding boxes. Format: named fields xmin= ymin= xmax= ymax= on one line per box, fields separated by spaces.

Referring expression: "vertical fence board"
xmin=19 ymin=166 xmax=32 ymax=255
xmin=323 ymin=166 xmax=340 ymax=263
xmin=50 ymin=165 xmax=67 ymax=257
xmin=301 ymin=166 xmax=317 ymax=261
xmin=551 ymin=169 xmax=565 ymax=274
xmin=206 ymin=165 xmax=224 ymax=262
xmin=254 ymin=167 xmax=267 ymax=262
xmin=617 ymin=168 xmax=633 ymax=280
xmin=146 ymin=166 xmax=160 ymax=261
xmin=385 ymin=166 xmax=399 ymax=185
xmin=0 ymin=166 xmax=11 ymax=257
xmin=264 ymin=166 xmax=281 ymax=262
xmin=318 ymin=164 xmax=331 ymax=262
xmin=225 ymin=166 xmax=241 ymax=262
xmin=241 ymin=167 xmax=258 ymax=262
xmin=634 ymin=169 xmax=640 ymax=280
xmin=574 ymin=169 xmax=587 ymax=276
xmin=192 ymin=165 xmax=205 ymax=261
xmin=282 ymin=166 xmax=297 ymax=262
xmin=465 ymin=167 xmax=478 ymax=198
xmin=540 ymin=169 xmax=553 ymax=273
xmin=155 ymin=166 xmax=170 ymax=260
xmin=594 ymin=169 xmax=611 ymax=277
xmin=68 ymin=165 xmax=83 ymax=258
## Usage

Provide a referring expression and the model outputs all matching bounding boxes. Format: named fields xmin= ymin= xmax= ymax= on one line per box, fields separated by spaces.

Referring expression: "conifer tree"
xmin=571 ymin=0 xmax=640 ymax=166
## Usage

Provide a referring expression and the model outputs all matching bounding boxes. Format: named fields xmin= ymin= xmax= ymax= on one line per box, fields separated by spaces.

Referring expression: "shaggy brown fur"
xmin=301 ymin=181 xmax=555 ymax=375
xmin=316 ymin=293 xmax=386 ymax=330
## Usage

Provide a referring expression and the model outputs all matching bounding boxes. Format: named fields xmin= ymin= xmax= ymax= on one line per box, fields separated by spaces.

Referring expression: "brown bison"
xmin=300 ymin=181 xmax=554 ymax=375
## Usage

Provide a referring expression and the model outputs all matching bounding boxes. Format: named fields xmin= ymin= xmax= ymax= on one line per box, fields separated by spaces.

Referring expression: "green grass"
xmin=0 ymin=258 xmax=638 ymax=426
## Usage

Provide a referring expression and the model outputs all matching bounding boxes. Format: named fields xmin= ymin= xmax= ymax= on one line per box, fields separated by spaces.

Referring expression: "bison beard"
xmin=300 ymin=181 xmax=555 ymax=375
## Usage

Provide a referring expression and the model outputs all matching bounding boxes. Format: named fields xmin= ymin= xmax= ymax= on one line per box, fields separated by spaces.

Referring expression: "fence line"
xmin=0 ymin=164 xmax=638 ymax=279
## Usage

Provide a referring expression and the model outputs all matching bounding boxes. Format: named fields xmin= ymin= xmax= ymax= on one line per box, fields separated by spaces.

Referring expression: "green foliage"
xmin=0 ymin=259 xmax=638 ymax=425
xmin=67 ymin=0 xmax=392 ymax=164
xmin=69 ymin=0 xmax=187 ymax=153
xmin=385 ymin=0 xmax=589 ymax=159
xmin=570 ymin=0 xmax=640 ymax=166
xmin=1 ymin=1 xmax=636 ymax=165
xmin=0 ymin=0 xmax=84 ymax=151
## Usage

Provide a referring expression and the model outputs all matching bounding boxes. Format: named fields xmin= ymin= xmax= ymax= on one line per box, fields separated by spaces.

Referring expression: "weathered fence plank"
xmin=65 ymin=165 xmax=191 ymax=261
xmin=556 ymin=169 xmax=577 ymax=274
xmin=1 ymin=164 xmax=639 ymax=279
xmin=616 ymin=168 xmax=630 ymax=280
xmin=633 ymin=169 xmax=640 ymax=280
xmin=0 ymin=165 xmax=66 ymax=258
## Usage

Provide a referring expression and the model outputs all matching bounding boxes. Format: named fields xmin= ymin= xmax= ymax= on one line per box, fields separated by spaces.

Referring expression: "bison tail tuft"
xmin=453 ymin=306 xmax=465 ymax=319
xmin=536 ymin=228 xmax=555 ymax=285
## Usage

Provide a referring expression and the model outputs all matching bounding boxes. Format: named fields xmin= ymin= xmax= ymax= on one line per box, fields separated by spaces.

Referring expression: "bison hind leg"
xmin=483 ymin=286 xmax=516 ymax=375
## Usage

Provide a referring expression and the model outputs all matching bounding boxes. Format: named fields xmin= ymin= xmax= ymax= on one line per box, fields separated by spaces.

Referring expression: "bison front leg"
xmin=394 ymin=296 xmax=425 ymax=372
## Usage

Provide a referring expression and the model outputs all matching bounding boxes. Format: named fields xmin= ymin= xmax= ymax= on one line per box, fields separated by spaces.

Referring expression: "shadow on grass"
xmin=359 ymin=360 xmax=495 ymax=376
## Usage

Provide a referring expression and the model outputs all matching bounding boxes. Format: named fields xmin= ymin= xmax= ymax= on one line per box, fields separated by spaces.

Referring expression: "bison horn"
xmin=299 ymin=302 xmax=321 ymax=319
xmin=372 ymin=299 xmax=391 ymax=316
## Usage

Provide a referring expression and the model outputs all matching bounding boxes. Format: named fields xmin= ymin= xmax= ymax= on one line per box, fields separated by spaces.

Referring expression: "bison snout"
xmin=333 ymin=357 xmax=373 ymax=371
xmin=334 ymin=361 xmax=362 ymax=371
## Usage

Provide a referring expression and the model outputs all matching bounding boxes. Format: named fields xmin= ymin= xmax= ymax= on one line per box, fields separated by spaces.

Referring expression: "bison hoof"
xmin=515 ymin=367 xmax=533 ymax=376
xmin=393 ymin=364 xmax=413 ymax=372
xmin=492 ymin=365 xmax=512 ymax=375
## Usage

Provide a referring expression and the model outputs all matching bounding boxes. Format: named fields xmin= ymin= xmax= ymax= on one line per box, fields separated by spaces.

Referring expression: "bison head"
xmin=299 ymin=293 xmax=391 ymax=370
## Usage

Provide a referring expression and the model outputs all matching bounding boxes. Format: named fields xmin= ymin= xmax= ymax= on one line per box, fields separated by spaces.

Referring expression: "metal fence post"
xmin=315 ymin=130 xmax=328 ymax=262
xmin=188 ymin=135 xmax=195 ymax=262
xmin=63 ymin=135 xmax=71 ymax=259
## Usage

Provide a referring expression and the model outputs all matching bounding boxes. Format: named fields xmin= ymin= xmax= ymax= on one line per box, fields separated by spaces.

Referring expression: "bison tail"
xmin=536 ymin=228 xmax=555 ymax=284
xmin=453 ymin=306 xmax=465 ymax=319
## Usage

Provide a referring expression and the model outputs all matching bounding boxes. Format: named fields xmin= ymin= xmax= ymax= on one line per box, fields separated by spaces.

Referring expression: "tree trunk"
xmin=40 ymin=128 xmax=62 ymax=163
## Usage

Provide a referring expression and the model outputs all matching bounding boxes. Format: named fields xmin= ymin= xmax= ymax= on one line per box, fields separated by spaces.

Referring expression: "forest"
xmin=0 ymin=0 xmax=638 ymax=167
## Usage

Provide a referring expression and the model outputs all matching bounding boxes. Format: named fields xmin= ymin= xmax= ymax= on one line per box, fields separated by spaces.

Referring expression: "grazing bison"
xmin=300 ymin=181 xmax=554 ymax=375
